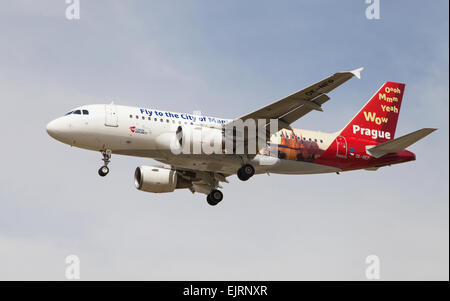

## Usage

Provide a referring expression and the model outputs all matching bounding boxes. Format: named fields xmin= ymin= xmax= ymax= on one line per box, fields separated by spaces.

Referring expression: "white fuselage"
xmin=46 ymin=104 xmax=341 ymax=175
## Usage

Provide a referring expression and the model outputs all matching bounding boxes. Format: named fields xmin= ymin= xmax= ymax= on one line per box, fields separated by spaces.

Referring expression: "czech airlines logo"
xmin=129 ymin=126 xmax=148 ymax=135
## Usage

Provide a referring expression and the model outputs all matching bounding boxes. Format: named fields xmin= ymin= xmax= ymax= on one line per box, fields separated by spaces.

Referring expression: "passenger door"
xmin=105 ymin=104 xmax=118 ymax=127
xmin=336 ymin=136 xmax=347 ymax=158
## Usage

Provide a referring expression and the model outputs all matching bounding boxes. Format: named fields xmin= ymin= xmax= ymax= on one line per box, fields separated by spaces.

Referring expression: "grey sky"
xmin=0 ymin=0 xmax=448 ymax=280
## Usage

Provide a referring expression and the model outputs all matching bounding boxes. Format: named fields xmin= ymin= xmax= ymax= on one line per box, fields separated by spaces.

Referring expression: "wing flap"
xmin=279 ymin=94 xmax=330 ymax=126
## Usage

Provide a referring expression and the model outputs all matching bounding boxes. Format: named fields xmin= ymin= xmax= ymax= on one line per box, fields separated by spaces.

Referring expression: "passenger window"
xmin=309 ymin=138 xmax=311 ymax=141
xmin=73 ymin=110 xmax=81 ymax=115
xmin=320 ymin=140 xmax=323 ymax=143
xmin=82 ymin=110 xmax=89 ymax=115
xmin=166 ymin=119 xmax=169 ymax=123
xmin=142 ymin=116 xmax=145 ymax=120
xmin=129 ymin=114 xmax=133 ymax=118
xmin=154 ymin=118 xmax=157 ymax=121
xmin=136 ymin=115 xmax=139 ymax=119
xmin=148 ymin=117 xmax=151 ymax=120
xmin=160 ymin=119 xmax=163 ymax=122
xmin=314 ymin=139 xmax=317 ymax=142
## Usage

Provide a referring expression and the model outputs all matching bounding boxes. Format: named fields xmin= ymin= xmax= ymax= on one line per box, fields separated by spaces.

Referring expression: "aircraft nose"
xmin=46 ymin=118 xmax=68 ymax=141
xmin=46 ymin=119 xmax=61 ymax=139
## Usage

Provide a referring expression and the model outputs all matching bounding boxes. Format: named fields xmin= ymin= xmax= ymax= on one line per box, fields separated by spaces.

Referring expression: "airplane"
xmin=46 ymin=68 xmax=436 ymax=206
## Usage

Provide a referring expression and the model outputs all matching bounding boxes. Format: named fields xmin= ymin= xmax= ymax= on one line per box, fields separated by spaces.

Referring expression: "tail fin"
xmin=340 ymin=82 xmax=405 ymax=143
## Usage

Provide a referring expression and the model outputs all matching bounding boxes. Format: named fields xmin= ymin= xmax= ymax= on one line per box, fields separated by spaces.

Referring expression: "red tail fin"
xmin=340 ymin=82 xmax=405 ymax=143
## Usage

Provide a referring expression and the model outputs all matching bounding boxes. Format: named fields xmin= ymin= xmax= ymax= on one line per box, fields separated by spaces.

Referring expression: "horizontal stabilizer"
xmin=366 ymin=128 xmax=437 ymax=158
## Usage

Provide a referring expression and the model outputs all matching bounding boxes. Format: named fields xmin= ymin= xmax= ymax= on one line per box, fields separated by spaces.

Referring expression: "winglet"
xmin=350 ymin=67 xmax=364 ymax=79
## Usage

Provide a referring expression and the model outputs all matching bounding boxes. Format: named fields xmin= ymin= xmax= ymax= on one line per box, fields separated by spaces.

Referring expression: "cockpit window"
xmin=73 ymin=110 xmax=81 ymax=115
xmin=82 ymin=110 xmax=89 ymax=115
xmin=65 ymin=111 xmax=73 ymax=116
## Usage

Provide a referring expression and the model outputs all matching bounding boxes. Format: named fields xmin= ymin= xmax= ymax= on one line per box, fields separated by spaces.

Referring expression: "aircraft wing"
xmin=229 ymin=67 xmax=363 ymax=131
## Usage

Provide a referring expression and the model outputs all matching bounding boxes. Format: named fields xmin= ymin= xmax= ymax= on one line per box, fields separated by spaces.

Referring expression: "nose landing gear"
xmin=98 ymin=149 xmax=111 ymax=177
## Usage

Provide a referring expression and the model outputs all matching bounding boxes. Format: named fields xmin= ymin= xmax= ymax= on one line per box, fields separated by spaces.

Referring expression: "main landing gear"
xmin=98 ymin=149 xmax=111 ymax=177
xmin=237 ymin=164 xmax=255 ymax=181
xmin=207 ymin=189 xmax=223 ymax=206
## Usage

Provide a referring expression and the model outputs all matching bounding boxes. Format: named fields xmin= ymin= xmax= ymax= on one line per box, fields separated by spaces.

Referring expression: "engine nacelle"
xmin=134 ymin=166 xmax=190 ymax=193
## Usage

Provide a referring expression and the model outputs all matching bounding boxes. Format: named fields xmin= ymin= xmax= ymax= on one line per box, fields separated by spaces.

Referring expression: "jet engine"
xmin=134 ymin=166 xmax=191 ymax=193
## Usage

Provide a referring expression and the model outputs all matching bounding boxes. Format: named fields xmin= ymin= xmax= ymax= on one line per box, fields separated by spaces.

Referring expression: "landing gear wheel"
xmin=237 ymin=164 xmax=255 ymax=181
xmin=98 ymin=166 xmax=109 ymax=177
xmin=207 ymin=189 xmax=223 ymax=206
xmin=98 ymin=149 xmax=112 ymax=177
xmin=206 ymin=195 xmax=215 ymax=206
xmin=237 ymin=169 xmax=247 ymax=181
